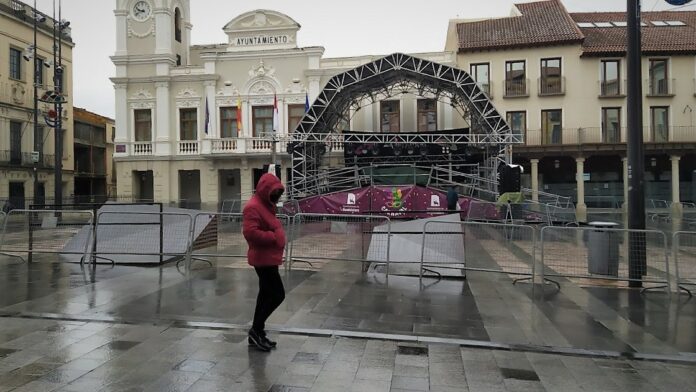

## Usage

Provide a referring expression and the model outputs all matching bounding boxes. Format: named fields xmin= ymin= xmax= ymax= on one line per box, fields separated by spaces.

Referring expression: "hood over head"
xmin=255 ymin=173 xmax=285 ymax=205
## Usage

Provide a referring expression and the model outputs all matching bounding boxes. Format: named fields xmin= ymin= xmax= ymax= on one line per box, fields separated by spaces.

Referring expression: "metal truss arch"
xmin=290 ymin=52 xmax=513 ymax=199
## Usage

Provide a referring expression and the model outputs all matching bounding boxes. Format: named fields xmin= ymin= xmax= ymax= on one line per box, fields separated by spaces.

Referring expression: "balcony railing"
xmin=0 ymin=151 xmax=55 ymax=168
xmin=133 ymin=142 xmax=153 ymax=156
xmin=178 ymin=141 xmax=199 ymax=155
xmin=503 ymin=79 xmax=529 ymax=98
xmin=599 ymin=79 xmax=626 ymax=98
xmin=538 ymin=76 xmax=565 ymax=96
xmin=211 ymin=138 xmax=237 ymax=153
xmin=523 ymin=126 xmax=696 ymax=146
xmin=647 ymin=78 xmax=675 ymax=96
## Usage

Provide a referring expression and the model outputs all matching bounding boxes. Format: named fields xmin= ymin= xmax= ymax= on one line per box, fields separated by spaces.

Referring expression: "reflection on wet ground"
xmin=1 ymin=249 xmax=696 ymax=390
xmin=1 ymin=251 xmax=695 ymax=358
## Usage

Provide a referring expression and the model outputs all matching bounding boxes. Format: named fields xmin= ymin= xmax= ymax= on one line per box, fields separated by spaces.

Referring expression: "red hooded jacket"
xmin=242 ymin=173 xmax=286 ymax=267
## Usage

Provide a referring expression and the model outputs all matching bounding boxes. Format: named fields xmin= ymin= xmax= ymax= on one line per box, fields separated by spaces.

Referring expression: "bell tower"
xmin=114 ymin=0 xmax=191 ymax=63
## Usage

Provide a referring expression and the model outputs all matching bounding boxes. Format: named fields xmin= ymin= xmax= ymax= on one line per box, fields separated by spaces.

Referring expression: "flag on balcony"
xmin=236 ymin=97 xmax=242 ymax=134
xmin=272 ymin=93 xmax=279 ymax=133
xmin=204 ymin=97 xmax=210 ymax=135
xmin=305 ymin=91 xmax=309 ymax=113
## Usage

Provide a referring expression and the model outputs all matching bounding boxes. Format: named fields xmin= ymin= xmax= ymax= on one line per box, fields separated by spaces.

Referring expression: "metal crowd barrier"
xmin=188 ymin=213 xmax=292 ymax=267
xmin=289 ymin=213 xmax=391 ymax=273
xmin=674 ymin=231 xmax=696 ymax=296
xmin=0 ymin=209 xmax=94 ymax=264
xmin=540 ymin=225 xmax=670 ymax=291
xmin=466 ymin=200 xmax=504 ymax=222
xmin=420 ymin=221 xmax=536 ymax=284
xmin=93 ymin=211 xmax=192 ymax=264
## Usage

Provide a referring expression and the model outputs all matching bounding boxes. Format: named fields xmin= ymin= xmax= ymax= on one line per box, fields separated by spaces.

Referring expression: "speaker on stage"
xmin=498 ymin=164 xmax=522 ymax=194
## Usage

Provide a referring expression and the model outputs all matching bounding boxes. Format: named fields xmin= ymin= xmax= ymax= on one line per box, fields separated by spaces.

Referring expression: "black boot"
xmin=248 ymin=329 xmax=271 ymax=352
xmin=260 ymin=330 xmax=277 ymax=348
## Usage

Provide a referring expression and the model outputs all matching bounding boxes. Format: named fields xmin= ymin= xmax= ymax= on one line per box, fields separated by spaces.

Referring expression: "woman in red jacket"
xmin=243 ymin=173 xmax=286 ymax=352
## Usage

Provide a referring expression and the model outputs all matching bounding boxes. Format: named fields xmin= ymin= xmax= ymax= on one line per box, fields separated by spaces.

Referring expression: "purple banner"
xmin=297 ymin=186 xmax=468 ymax=218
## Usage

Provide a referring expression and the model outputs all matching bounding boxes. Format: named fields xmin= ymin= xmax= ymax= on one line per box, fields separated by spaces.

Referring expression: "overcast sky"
xmin=31 ymin=0 xmax=696 ymax=118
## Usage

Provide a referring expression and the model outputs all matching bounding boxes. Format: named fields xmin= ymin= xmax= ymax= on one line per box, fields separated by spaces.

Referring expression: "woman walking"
xmin=243 ymin=173 xmax=287 ymax=352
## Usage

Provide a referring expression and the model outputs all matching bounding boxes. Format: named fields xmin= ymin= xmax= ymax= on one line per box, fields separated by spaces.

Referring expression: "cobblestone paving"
xmin=1 ymin=317 xmax=695 ymax=392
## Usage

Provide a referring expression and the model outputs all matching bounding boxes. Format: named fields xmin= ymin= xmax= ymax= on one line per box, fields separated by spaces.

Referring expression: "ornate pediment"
xmin=176 ymin=88 xmax=201 ymax=99
xmin=248 ymin=60 xmax=275 ymax=78
xmin=249 ymin=80 xmax=276 ymax=96
xmin=176 ymin=88 xmax=202 ymax=108
xmin=223 ymin=10 xmax=299 ymax=51
xmin=223 ymin=9 xmax=299 ymax=32
xmin=130 ymin=89 xmax=154 ymax=100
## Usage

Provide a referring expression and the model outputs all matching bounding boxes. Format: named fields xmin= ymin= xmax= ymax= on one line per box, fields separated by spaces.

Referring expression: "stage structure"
xmin=288 ymin=53 xmax=520 ymax=199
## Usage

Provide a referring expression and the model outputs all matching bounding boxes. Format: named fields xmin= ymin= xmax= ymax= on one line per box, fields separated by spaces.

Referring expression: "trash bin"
xmin=587 ymin=221 xmax=619 ymax=277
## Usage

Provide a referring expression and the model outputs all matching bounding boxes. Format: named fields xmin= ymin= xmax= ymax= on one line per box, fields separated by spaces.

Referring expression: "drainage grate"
xmin=292 ymin=352 xmax=321 ymax=364
xmin=397 ymin=344 xmax=429 ymax=356
xmin=500 ymin=367 xmax=540 ymax=381
xmin=107 ymin=340 xmax=141 ymax=351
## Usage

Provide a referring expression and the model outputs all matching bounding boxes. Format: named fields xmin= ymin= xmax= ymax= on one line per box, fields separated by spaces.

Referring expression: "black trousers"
xmin=252 ymin=266 xmax=285 ymax=332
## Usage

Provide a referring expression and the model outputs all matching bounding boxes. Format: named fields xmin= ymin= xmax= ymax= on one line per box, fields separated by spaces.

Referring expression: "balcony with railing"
xmin=0 ymin=150 xmax=55 ymax=168
xmin=178 ymin=141 xmax=200 ymax=155
xmin=598 ymin=79 xmax=626 ymax=98
xmin=503 ymin=79 xmax=529 ymax=98
xmin=646 ymin=78 xmax=676 ymax=97
xmin=538 ymin=76 xmax=565 ymax=96
xmin=522 ymin=126 xmax=696 ymax=147
xmin=132 ymin=142 xmax=153 ymax=156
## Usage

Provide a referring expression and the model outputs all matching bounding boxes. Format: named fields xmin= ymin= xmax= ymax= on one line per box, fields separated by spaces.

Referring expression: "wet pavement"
xmin=0 ymin=317 xmax=695 ymax=392
xmin=1 ymin=251 xmax=696 ymax=390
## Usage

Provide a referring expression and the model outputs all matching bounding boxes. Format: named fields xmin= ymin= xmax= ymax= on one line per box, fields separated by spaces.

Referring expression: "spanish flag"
xmin=236 ymin=97 xmax=242 ymax=135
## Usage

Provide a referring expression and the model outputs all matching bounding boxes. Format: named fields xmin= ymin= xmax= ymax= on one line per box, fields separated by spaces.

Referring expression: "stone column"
xmin=155 ymin=82 xmax=171 ymax=156
xmin=576 ymin=157 xmax=587 ymax=222
xmin=530 ymin=159 xmax=539 ymax=202
xmin=114 ymin=84 xmax=128 ymax=157
xmin=671 ymin=155 xmax=683 ymax=217
xmin=240 ymin=158 xmax=253 ymax=202
xmin=154 ymin=8 xmax=173 ymax=55
xmin=201 ymin=81 xmax=216 ymax=155
xmin=114 ymin=10 xmax=128 ymax=56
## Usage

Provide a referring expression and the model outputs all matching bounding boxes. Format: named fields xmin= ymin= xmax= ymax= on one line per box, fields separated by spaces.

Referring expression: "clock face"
xmin=132 ymin=1 xmax=151 ymax=22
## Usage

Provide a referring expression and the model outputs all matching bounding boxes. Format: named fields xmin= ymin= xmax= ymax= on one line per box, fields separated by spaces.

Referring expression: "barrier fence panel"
xmin=94 ymin=211 xmax=193 ymax=263
xmin=420 ymin=221 xmax=535 ymax=283
xmin=507 ymin=203 xmax=547 ymax=225
xmin=189 ymin=213 xmax=292 ymax=265
xmin=289 ymin=214 xmax=390 ymax=270
xmin=545 ymin=204 xmax=578 ymax=226
xmin=674 ymin=231 xmax=696 ymax=295
xmin=540 ymin=226 xmax=670 ymax=289
xmin=466 ymin=201 xmax=506 ymax=222
xmin=0 ymin=209 xmax=94 ymax=263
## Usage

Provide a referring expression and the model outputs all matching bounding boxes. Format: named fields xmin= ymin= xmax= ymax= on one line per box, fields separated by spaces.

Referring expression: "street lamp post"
xmin=32 ymin=0 xmax=39 ymax=205
xmin=626 ymin=0 xmax=647 ymax=287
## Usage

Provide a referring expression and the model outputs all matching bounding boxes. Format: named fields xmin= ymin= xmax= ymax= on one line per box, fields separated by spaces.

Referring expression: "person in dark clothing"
xmin=447 ymin=186 xmax=459 ymax=211
xmin=242 ymin=173 xmax=287 ymax=352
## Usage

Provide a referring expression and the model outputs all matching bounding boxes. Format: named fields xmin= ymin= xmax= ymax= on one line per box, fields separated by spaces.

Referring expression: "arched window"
xmin=174 ymin=8 xmax=182 ymax=43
